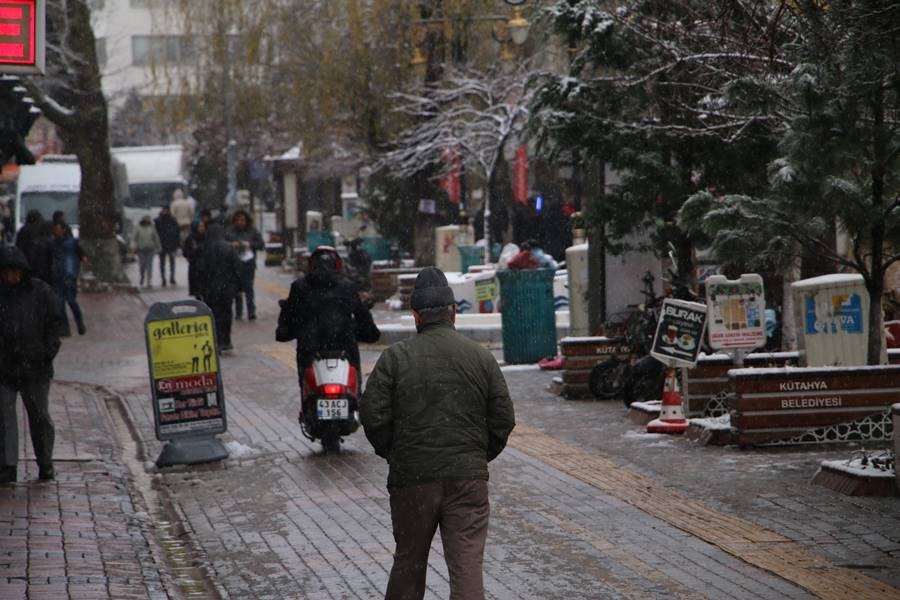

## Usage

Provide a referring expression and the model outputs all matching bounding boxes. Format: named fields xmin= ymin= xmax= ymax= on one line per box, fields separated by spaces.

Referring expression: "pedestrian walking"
xmin=225 ymin=209 xmax=263 ymax=320
xmin=183 ymin=209 xmax=212 ymax=299
xmin=133 ymin=215 xmax=162 ymax=287
xmin=360 ymin=267 xmax=516 ymax=600
xmin=14 ymin=209 xmax=52 ymax=283
xmin=0 ymin=246 xmax=65 ymax=483
xmin=170 ymin=189 xmax=194 ymax=244
xmin=154 ymin=206 xmax=180 ymax=286
xmin=49 ymin=219 xmax=86 ymax=336
xmin=196 ymin=223 xmax=241 ymax=352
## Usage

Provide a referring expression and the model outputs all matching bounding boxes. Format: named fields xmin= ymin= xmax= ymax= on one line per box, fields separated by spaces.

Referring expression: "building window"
xmin=132 ymin=35 xmax=195 ymax=66
xmin=96 ymin=38 xmax=107 ymax=69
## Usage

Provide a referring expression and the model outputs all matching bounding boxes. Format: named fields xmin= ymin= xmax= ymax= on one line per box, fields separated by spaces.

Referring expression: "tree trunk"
xmin=69 ymin=126 xmax=125 ymax=283
xmin=781 ymin=242 xmax=801 ymax=351
xmin=867 ymin=271 xmax=885 ymax=365
xmin=865 ymin=80 xmax=887 ymax=365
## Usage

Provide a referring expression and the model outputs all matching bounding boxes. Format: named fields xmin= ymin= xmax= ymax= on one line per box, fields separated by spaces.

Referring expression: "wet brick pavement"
xmin=37 ymin=257 xmax=900 ymax=599
xmin=0 ymin=382 xmax=174 ymax=599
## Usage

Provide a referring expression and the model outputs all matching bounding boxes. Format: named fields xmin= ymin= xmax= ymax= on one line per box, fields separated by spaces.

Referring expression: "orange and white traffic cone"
xmin=647 ymin=367 xmax=688 ymax=434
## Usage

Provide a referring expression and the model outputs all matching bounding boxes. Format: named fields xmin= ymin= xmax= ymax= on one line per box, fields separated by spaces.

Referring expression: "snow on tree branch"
xmin=376 ymin=63 xmax=535 ymax=184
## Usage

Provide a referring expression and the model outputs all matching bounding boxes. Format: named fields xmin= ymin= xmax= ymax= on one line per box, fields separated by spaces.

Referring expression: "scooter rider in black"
xmin=276 ymin=246 xmax=381 ymax=381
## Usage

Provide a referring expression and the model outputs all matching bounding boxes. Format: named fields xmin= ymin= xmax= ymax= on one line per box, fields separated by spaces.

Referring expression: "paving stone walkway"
xmin=16 ymin=257 xmax=899 ymax=599
xmin=0 ymin=382 xmax=174 ymax=600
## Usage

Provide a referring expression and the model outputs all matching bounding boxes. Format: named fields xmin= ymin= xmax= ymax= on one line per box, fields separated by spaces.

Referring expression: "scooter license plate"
xmin=317 ymin=399 xmax=349 ymax=420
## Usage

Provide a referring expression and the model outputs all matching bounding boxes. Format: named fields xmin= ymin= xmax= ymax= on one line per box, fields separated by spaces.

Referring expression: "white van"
xmin=15 ymin=157 xmax=81 ymax=235
xmin=14 ymin=156 xmax=129 ymax=257
xmin=111 ymin=145 xmax=187 ymax=238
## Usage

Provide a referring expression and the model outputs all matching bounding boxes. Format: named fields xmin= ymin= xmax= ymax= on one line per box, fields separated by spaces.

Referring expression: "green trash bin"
xmin=496 ymin=269 xmax=557 ymax=364
xmin=458 ymin=245 xmax=483 ymax=274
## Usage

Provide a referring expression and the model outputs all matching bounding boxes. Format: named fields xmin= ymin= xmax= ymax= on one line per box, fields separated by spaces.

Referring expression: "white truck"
xmin=111 ymin=145 xmax=187 ymax=239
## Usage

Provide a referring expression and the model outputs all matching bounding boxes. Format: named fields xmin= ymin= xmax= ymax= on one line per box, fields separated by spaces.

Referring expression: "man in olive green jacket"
xmin=360 ymin=267 xmax=515 ymax=600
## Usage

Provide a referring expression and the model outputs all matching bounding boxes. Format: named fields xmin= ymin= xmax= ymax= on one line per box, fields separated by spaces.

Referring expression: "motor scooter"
xmin=299 ymin=351 xmax=360 ymax=453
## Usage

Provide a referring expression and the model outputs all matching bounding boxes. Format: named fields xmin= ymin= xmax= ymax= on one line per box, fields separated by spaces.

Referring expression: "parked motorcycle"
xmin=298 ymin=351 xmax=361 ymax=453
xmin=589 ymin=262 xmax=697 ymax=407
xmin=588 ymin=273 xmax=665 ymax=406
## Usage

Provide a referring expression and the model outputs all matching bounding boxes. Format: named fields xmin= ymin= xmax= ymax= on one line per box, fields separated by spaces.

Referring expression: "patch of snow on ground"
xmin=630 ymin=401 xmax=661 ymax=412
xmin=623 ymin=430 xmax=667 ymax=440
xmin=689 ymin=415 xmax=732 ymax=431
xmin=225 ymin=440 xmax=255 ymax=459
xmin=646 ymin=440 xmax=675 ymax=448
xmin=821 ymin=456 xmax=895 ymax=479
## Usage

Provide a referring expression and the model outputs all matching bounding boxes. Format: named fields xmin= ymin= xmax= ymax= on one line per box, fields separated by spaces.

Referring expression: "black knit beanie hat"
xmin=410 ymin=267 xmax=455 ymax=311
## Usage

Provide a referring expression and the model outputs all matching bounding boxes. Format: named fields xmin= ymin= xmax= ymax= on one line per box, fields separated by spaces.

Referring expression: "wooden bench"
xmin=729 ymin=366 xmax=899 ymax=446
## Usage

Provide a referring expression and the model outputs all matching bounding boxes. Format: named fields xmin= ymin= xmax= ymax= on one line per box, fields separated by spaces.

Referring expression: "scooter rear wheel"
xmin=322 ymin=434 xmax=341 ymax=454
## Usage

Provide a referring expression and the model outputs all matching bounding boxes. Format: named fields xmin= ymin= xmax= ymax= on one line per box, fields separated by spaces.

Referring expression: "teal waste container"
xmin=458 ymin=245 xmax=483 ymax=274
xmin=307 ymin=230 xmax=335 ymax=252
xmin=496 ymin=269 xmax=557 ymax=364
xmin=361 ymin=236 xmax=390 ymax=261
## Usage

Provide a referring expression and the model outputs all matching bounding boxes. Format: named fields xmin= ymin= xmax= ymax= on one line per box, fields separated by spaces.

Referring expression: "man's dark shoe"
xmin=235 ymin=314 xmax=243 ymax=321
xmin=162 ymin=280 xmax=167 ymax=287
xmin=248 ymin=314 xmax=256 ymax=321
xmin=221 ymin=343 xmax=234 ymax=352
xmin=0 ymin=466 xmax=16 ymax=484
xmin=76 ymin=321 xmax=86 ymax=336
xmin=38 ymin=466 xmax=54 ymax=481
xmin=170 ymin=278 xmax=176 ymax=285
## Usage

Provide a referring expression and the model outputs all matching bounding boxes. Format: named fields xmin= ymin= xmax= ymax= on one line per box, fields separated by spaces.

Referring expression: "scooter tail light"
xmin=322 ymin=384 xmax=344 ymax=396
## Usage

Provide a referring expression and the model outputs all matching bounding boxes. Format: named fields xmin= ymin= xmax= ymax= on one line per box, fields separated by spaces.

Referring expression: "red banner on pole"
xmin=440 ymin=147 xmax=461 ymax=204
xmin=513 ymin=145 xmax=528 ymax=204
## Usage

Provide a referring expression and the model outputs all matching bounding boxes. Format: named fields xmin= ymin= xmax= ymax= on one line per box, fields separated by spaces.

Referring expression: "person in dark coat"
xmin=14 ymin=210 xmax=52 ymax=284
xmin=196 ymin=223 xmax=241 ymax=352
xmin=183 ymin=209 xmax=211 ymax=299
xmin=359 ymin=267 xmax=515 ymax=600
xmin=48 ymin=219 xmax=86 ymax=336
xmin=0 ymin=246 xmax=65 ymax=483
xmin=154 ymin=206 xmax=181 ymax=286
xmin=225 ymin=209 xmax=264 ymax=320
xmin=276 ymin=246 xmax=380 ymax=378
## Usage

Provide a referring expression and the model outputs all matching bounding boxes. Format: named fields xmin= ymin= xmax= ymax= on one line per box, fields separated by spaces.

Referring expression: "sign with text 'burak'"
xmin=145 ymin=301 xmax=227 ymax=440
xmin=650 ymin=298 xmax=708 ymax=368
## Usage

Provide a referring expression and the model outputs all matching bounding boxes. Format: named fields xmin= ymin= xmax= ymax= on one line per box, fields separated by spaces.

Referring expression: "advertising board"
xmin=650 ymin=298 xmax=708 ymax=368
xmin=0 ymin=1 xmax=44 ymax=75
xmin=145 ymin=301 xmax=227 ymax=441
xmin=706 ymin=274 xmax=766 ymax=350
